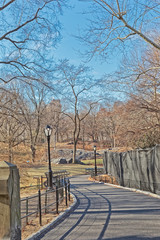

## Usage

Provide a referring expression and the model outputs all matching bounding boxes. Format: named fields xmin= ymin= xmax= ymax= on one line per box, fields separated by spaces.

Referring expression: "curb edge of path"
xmin=93 ymin=180 xmax=160 ymax=199
xmin=25 ymin=193 xmax=77 ymax=240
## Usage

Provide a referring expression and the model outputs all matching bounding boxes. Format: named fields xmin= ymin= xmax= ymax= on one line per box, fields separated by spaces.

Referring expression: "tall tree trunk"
xmin=8 ymin=141 xmax=13 ymax=163
xmin=82 ymin=124 xmax=85 ymax=150
xmin=57 ymin=126 xmax=59 ymax=142
xmin=31 ymin=144 xmax=36 ymax=163
xmin=54 ymin=131 xmax=56 ymax=150
xmin=73 ymin=140 xmax=77 ymax=164
xmin=73 ymin=116 xmax=80 ymax=163
xmin=113 ymin=137 xmax=116 ymax=148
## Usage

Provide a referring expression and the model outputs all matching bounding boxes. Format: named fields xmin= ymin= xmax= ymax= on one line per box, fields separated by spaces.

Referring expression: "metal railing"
xmin=85 ymin=168 xmax=104 ymax=176
xmin=21 ymin=178 xmax=71 ymax=227
xmin=20 ymin=171 xmax=70 ymax=191
xmin=20 ymin=176 xmax=47 ymax=191
xmin=44 ymin=170 xmax=70 ymax=188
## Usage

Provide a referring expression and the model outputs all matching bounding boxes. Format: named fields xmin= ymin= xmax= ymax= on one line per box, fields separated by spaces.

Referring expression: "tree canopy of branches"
xmin=0 ymin=82 xmax=50 ymax=163
xmin=55 ymin=59 xmax=103 ymax=163
xmin=79 ymin=0 xmax=160 ymax=58
xmin=0 ymin=88 xmax=26 ymax=162
xmin=0 ymin=0 xmax=66 ymax=83
xmin=15 ymin=83 xmax=48 ymax=162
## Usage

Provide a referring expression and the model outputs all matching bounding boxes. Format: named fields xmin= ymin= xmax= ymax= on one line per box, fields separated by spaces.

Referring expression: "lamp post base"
xmin=95 ymin=167 xmax=97 ymax=176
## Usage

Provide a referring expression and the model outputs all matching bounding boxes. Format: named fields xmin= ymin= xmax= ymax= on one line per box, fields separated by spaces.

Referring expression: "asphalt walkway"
xmin=37 ymin=175 xmax=160 ymax=240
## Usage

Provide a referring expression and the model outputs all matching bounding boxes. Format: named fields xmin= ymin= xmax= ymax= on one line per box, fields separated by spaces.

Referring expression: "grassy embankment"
xmin=0 ymin=142 xmax=105 ymax=196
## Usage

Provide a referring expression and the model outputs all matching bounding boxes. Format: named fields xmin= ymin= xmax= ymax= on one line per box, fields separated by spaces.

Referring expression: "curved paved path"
xmin=37 ymin=175 xmax=160 ymax=240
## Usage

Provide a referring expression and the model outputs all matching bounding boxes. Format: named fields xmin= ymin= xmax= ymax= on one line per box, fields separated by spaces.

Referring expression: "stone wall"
xmin=0 ymin=161 xmax=21 ymax=240
xmin=103 ymin=145 xmax=160 ymax=194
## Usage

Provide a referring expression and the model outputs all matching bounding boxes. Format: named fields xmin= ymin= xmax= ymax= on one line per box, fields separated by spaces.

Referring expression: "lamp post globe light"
xmin=45 ymin=125 xmax=53 ymax=189
xmin=94 ymin=145 xmax=97 ymax=176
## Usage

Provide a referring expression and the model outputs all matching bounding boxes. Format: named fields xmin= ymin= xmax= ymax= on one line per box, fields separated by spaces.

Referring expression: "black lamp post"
xmin=94 ymin=145 xmax=97 ymax=176
xmin=45 ymin=125 xmax=53 ymax=189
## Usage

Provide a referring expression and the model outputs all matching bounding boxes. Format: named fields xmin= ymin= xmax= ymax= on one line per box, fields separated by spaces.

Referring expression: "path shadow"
xmin=86 ymin=188 xmax=112 ymax=240
xmin=37 ymin=185 xmax=91 ymax=240
xmin=105 ymin=236 xmax=160 ymax=240
xmin=86 ymin=187 xmax=160 ymax=240
xmin=58 ymin=187 xmax=91 ymax=240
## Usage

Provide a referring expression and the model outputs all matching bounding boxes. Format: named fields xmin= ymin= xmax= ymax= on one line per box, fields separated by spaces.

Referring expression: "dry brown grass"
xmin=0 ymin=143 xmax=47 ymax=166
xmin=56 ymin=141 xmax=107 ymax=151
xmin=21 ymin=197 xmax=73 ymax=240
xmin=0 ymin=141 xmax=131 ymax=167
xmin=89 ymin=174 xmax=119 ymax=185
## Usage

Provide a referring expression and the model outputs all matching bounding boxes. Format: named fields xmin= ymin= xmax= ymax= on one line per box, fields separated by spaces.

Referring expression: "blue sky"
xmin=53 ymin=0 xmax=121 ymax=79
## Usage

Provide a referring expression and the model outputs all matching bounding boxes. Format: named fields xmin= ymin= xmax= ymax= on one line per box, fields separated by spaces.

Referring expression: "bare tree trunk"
xmin=54 ymin=131 xmax=56 ymax=150
xmin=8 ymin=141 xmax=13 ymax=163
xmin=73 ymin=114 xmax=81 ymax=163
xmin=31 ymin=145 xmax=36 ymax=163
xmin=73 ymin=140 xmax=77 ymax=164
xmin=82 ymin=136 xmax=85 ymax=150
xmin=57 ymin=126 xmax=59 ymax=142
xmin=113 ymin=137 xmax=116 ymax=148
xmin=82 ymin=124 xmax=85 ymax=150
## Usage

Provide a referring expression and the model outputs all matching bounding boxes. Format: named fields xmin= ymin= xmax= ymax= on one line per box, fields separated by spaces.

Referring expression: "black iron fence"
xmin=21 ymin=178 xmax=71 ymax=227
xmin=21 ymin=171 xmax=70 ymax=191
xmin=85 ymin=168 xmax=104 ymax=176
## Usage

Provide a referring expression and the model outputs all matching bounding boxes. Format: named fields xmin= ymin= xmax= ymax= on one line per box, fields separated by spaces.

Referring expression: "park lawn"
xmin=20 ymin=161 xmax=103 ymax=188
xmin=81 ymin=158 xmax=103 ymax=165
xmin=21 ymin=163 xmax=88 ymax=179
xmin=20 ymin=163 xmax=89 ymax=196
xmin=20 ymin=161 xmax=104 ymax=192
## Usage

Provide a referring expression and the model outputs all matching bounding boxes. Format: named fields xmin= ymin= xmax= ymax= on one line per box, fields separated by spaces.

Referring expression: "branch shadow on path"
xmin=34 ymin=178 xmax=160 ymax=240
xmin=106 ymin=236 xmax=160 ymax=240
xmin=85 ymin=188 xmax=112 ymax=240
xmin=36 ymin=184 xmax=92 ymax=240
xmin=58 ymin=185 xmax=91 ymax=240
xmin=58 ymin=184 xmax=112 ymax=240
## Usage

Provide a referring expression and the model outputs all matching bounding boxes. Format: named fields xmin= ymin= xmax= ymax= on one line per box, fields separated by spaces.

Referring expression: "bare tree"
xmin=58 ymin=114 xmax=73 ymax=142
xmin=14 ymin=83 xmax=48 ymax=162
xmin=44 ymin=99 xmax=62 ymax=149
xmin=0 ymin=0 xmax=66 ymax=83
xmin=0 ymin=89 xmax=25 ymax=162
xmin=84 ymin=111 xmax=99 ymax=142
xmin=79 ymin=0 xmax=160 ymax=59
xmin=127 ymin=47 xmax=160 ymax=146
xmin=55 ymin=60 xmax=102 ymax=163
